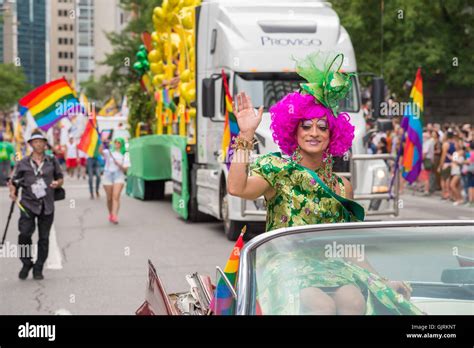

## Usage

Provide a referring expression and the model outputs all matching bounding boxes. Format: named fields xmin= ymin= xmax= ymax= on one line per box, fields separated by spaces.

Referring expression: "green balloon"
xmin=136 ymin=51 xmax=147 ymax=60
xmin=139 ymin=44 xmax=146 ymax=52
xmin=133 ymin=61 xmax=143 ymax=71
xmin=142 ymin=61 xmax=150 ymax=71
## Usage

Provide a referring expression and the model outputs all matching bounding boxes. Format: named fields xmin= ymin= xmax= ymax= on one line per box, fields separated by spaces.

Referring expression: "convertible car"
xmin=136 ymin=220 xmax=474 ymax=315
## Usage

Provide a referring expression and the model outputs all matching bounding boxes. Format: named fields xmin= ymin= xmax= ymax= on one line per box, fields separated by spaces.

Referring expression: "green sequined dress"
xmin=250 ymin=153 xmax=423 ymax=315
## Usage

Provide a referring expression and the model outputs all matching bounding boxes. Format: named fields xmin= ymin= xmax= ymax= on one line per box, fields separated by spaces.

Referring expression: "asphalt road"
xmin=0 ymin=178 xmax=472 ymax=314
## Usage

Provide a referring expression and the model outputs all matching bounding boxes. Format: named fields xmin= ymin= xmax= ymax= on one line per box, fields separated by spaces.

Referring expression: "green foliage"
xmin=331 ymin=0 xmax=473 ymax=98
xmin=100 ymin=0 xmax=162 ymax=97
xmin=126 ymin=82 xmax=155 ymax=137
xmin=79 ymin=75 xmax=115 ymax=108
xmin=0 ymin=64 xmax=30 ymax=114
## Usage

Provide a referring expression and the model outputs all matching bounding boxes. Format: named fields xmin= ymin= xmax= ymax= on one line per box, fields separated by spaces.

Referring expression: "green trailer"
xmin=126 ymin=135 xmax=189 ymax=220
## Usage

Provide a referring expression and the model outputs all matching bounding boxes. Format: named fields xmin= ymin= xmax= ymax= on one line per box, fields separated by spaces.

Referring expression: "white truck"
xmin=175 ymin=0 xmax=396 ymax=240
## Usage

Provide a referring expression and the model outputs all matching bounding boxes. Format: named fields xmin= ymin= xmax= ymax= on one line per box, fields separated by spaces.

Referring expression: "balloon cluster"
xmin=133 ymin=45 xmax=150 ymax=76
xmin=146 ymin=0 xmax=201 ymax=136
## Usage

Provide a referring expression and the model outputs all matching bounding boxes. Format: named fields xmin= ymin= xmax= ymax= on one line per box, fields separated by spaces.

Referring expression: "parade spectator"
xmin=433 ymin=123 xmax=444 ymax=139
xmin=450 ymin=138 xmax=464 ymax=205
xmin=0 ymin=140 xmax=15 ymax=186
xmin=86 ymin=153 xmax=102 ymax=200
xmin=421 ymin=130 xmax=435 ymax=195
xmin=100 ymin=138 xmax=130 ymax=224
xmin=78 ymin=149 xmax=87 ymax=180
xmin=438 ymin=130 xmax=456 ymax=200
xmin=53 ymin=141 xmax=66 ymax=170
xmin=432 ymin=130 xmax=442 ymax=192
xmin=460 ymin=140 xmax=471 ymax=204
xmin=377 ymin=137 xmax=388 ymax=154
xmin=466 ymin=140 xmax=474 ymax=207
xmin=65 ymin=137 xmax=78 ymax=178
xmin=9 ymin=129 xmax=64 ymax=280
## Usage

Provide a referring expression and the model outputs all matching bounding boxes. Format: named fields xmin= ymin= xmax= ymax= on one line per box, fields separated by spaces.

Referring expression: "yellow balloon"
xmin=151 ymin=31 xmax=160 ymax=43
xmin=150 ymin=62 xmax=164 ymax=74
xmin=180 ymin=69 xmax=191 ymax=82
xmin=153 ymin=7 xmax=164 ymax=20
xmin=181 ymin=12 xmax=193 ymax=30
xmin=186 ymin=35 xmax=194 ymax=48
xmin=179 ymin=82 xmax=189 ymax=96
xmin=148 ymin=49 xmax=162 ymax=63
xmin=153 ymin=74 xmax=165 ymax=87
xmin=169 ymin=0 xmax=180 ymax=7
xmin=188 ymin=107 xmax=196 ymax=118
xmin=185 ymin=88 xmax=196 ymax=103
xmin=154 ymin=22 xmax=166 ymax=33
xmin=162 ymin=0 xmax=169 ymax=13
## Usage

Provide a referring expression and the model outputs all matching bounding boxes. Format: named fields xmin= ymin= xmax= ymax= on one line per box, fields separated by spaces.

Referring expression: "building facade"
xmin=1 ymin=0 xmax=130 ymax=86
xmin=49 ymin=0 xmax=76 ymax=81
xmin=16 ymin=0 xmax=47 ymax=87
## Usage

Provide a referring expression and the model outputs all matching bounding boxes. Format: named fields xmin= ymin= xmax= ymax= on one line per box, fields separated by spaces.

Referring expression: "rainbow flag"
xmin=400 ymin=68 xmax=423 ymax=183
xmin=221 ymin=70 xmax=240 ymax=169
xmin=78 ymin=110 xmax=100 ymax=158
xmin=18 ymin=78 xmax=83 ymax=131
xmin=210 ymin=226 xmax=246 ymax=315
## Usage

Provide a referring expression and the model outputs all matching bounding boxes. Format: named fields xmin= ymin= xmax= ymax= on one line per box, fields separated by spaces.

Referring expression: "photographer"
xmin=9 ymin=130 xmax=64 ymax=280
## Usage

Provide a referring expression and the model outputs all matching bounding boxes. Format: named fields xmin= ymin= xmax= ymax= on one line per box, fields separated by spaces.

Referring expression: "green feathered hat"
xmin=295 ymin=52 xmax=355 ymax=116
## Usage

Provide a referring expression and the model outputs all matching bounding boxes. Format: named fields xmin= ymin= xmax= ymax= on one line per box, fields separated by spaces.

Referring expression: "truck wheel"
xmin=144 ymin=180 xmax=165 ymax=200
xmin=221 ymin=191 xmax=244 ymax=241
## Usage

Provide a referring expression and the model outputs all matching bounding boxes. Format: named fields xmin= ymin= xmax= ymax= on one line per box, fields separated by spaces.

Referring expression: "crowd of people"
xmin=365 ymin=118 xmax=474 ymax=207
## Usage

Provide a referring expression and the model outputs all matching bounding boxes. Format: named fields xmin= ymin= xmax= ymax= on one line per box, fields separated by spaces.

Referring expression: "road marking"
xmin=54 ymin=308 xmax=72 ymax=315
xmin=46 ymin=224 xmax=63 ymax=270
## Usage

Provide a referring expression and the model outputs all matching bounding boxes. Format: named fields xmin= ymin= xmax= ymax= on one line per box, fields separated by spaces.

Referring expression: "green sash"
xmin=270 ymin=152 xmax=365 ymax=221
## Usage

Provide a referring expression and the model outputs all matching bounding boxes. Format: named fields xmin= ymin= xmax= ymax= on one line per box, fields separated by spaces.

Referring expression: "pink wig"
xmin=269 ymin=92 xmax=354 ymax=157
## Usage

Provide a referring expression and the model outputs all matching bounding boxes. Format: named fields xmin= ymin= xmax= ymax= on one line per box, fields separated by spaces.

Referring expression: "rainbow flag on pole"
xmin=210 ymin=226 xmax=246 ymax=315
xmin=18 ymin=78 xmax=83 ymax=131
xmin=77 ymin=110 xmax=100 ymax=158
xmin=400 ymin=68 xmax=423 ymax=183
xmin=221 ymin=70 xmax=240 ymax=169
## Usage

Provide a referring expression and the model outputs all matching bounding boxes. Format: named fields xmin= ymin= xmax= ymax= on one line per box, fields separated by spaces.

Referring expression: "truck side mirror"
xmin=371 ymin=77 xmax=385 ymax=119
xmin=202 ymin=77 xmax=216 ymax=117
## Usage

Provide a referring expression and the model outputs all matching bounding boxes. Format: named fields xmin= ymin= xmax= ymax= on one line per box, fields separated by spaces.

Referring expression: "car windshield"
xmin=234 ymin=73 xmax=359 ymax=113
xmin=248 ymin=225 xmax=474 ymax=315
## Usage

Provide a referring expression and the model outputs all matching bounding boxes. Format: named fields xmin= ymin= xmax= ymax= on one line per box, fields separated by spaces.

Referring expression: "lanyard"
xmin=30 ymin=157 xmax=46 ymax=177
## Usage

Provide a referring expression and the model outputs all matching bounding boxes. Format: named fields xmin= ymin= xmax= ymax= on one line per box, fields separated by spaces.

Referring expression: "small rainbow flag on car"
xmin=400 ymin=68 xmax=423 ymax=183
xmin=210 ymin=226 xmax=246 ymax=315
xmin=221 ymin=70 xmax=240 ymax=169
xmin=18 ymin=78 xmax=83 ymax=131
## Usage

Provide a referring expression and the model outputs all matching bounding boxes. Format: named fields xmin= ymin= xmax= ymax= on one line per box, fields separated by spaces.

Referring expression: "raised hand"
xmin=233 ymin=92 xmax=263 ymax=140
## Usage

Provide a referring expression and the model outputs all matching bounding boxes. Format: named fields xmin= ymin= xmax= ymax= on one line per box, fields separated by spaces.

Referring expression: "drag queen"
xmin=228 ymin=53 xmax=422 ymax=315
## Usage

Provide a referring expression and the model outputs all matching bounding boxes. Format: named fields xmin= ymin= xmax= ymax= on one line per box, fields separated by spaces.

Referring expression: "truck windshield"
xmin=234 ymin=73 xmax=359 ymax=113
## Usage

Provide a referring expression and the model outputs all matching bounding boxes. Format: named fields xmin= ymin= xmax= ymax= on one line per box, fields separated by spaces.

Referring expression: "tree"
xmin=331 ymin=0 xmax=474 ymax=98
xmin=126 ymin=82 xmax=156 ymax=137
xmin=79 ymin=75 xmax=117 ymax=108
xmin=0 ymin=64 xmax=30 ymax=116
xmin=100 ymin=0 xmax=163 ymax=97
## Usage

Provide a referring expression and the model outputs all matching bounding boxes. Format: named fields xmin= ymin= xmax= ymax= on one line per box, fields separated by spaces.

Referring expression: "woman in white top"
xmin=100 ymin=138 xmax=130 ymax=224
xmin=450 ymin=139 xmax=464 ymax=206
